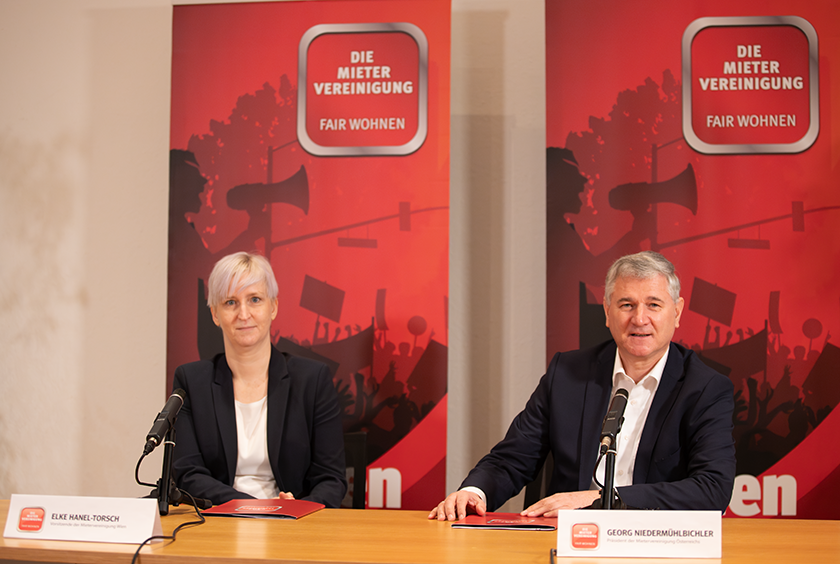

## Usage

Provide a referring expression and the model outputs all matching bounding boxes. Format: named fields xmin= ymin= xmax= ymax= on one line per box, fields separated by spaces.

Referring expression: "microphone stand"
xmin=152 ymin=427 xmax=212 ymax=515
xmin=156 ymin=427 xmax=177 ymax=515
xmin=599 ymin=412 xmax=624 ymax=510
xmin=600 ymin=442 xmax=618 ymax=510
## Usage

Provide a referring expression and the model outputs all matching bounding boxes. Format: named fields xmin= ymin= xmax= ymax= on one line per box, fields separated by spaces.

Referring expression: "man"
xmin=429 ymin=251 xmax=735 ymax=520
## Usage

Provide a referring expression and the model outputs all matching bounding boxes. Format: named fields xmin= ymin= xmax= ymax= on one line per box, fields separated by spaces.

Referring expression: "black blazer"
xmin=172 ymin=347 xmax=347 ymax=507
xmin=461 ymin=341 xmax=736 ymax=511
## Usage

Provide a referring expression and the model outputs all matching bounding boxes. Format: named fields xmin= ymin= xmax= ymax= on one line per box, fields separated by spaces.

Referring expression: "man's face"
xmin=604 ymin=274 xmax=684 ymax=369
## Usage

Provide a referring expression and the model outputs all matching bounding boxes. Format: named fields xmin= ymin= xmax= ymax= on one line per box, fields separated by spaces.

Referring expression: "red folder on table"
xmin=451 ymin=512 xmax=557 ymax=531
xmin=202 ymin=498 xmax=324 ymax=519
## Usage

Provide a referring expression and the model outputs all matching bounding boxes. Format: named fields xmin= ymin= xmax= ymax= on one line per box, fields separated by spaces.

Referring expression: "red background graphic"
xmin=547 ymin=0 xmax=840 ymax=518
xmin=169 ymin=0 xmax=450 ymax=510
xmin=305 ymin=31 xmax=420 ymax=147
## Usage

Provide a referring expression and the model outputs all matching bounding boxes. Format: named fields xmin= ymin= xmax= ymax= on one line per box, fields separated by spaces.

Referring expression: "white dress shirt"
xmin=593 ymin=348 xmax=668 ymax=488
xmin=232 ymin=396 xmax=280 ymax=499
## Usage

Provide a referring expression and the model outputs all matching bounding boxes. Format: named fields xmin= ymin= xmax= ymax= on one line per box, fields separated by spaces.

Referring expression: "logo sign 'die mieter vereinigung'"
xmin=683 ymin=16 xmax=819 ymax=154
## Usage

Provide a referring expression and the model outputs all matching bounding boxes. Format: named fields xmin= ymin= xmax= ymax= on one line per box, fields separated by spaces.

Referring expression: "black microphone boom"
xmin=144 ymin=389 xmax=186 ymax=455
xmin=600 ymin=388 xmax=629 ymax=453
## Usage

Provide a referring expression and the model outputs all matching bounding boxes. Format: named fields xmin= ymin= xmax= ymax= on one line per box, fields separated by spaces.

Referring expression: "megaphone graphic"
xmin=609 ymin=164 xmax=697 ymax=215
xmin=227 ymin=165 xmax=309 ymax=215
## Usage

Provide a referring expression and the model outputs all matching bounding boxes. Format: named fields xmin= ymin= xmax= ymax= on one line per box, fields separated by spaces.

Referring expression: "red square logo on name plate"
xmin=571 ymin=523 xmax=599 ymax=549
xmin=18 ymin=507 xmax=45 ymax=532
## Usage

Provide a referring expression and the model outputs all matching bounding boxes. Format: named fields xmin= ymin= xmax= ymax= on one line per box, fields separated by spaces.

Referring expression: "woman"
xmin=172 ymin=252 xmax=347 ymax=506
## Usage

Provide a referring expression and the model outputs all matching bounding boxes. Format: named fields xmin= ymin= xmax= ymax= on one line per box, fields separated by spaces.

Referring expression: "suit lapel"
xmin=632 ymin=343 xmax=685 ymax=482
xmin=212 ymin=356 xmax=238 ymax=483
xmin=578 ymin=343 xmax=616 ymax=490
xmin=266 ymin=348 xmax=291 ymax=492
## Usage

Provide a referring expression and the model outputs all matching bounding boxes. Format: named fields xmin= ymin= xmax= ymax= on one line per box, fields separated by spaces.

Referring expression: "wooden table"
xmin=2 ymin=500 xmax=839 ymax=563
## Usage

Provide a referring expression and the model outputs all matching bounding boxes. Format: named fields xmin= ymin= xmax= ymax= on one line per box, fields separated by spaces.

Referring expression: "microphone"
xmin=144 ymin=389 xmax=186 ymax=455
xmin=599 ymin=388 xmax=629 ymax=453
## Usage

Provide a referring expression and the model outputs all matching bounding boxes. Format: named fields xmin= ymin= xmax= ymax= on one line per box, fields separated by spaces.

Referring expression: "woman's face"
xmin=211 ymin=279 xmax=278 ymax=353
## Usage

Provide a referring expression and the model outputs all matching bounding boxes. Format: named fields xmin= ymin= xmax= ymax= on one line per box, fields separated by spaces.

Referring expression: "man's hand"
xmin=428 ymin=490 xmax=486 ymax=521
xmin=278 ymin=492 xmax=295 ymax=500
xmin=521 ymin=490 xmax=600 ymax=517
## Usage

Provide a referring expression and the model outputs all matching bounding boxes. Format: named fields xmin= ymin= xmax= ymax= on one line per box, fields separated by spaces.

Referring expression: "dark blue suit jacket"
xmin=461 ymin=341 xmax=735 ymax=511
xmin=172 ymin=347 xmax=347 ymax=507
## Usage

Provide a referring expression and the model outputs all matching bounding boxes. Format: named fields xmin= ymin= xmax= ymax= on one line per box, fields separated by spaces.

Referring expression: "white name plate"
xmin=556 ymin=509 xmax=721 ymax=558
xmin=4 ymin=494 xmax=163 ymax=545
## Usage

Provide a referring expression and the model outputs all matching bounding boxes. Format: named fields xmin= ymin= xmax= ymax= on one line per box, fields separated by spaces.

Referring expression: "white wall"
xmin=449 ymin=0 xmax=545 ymax=511
xmin=0 ymin=0 xmax=545 ymax=512
xmin=0 ymin=0 xmax=173 ymax=498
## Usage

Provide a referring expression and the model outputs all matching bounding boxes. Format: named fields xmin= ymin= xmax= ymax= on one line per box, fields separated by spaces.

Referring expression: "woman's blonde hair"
xmin=206 ymin=252 xmax=278 ymax=308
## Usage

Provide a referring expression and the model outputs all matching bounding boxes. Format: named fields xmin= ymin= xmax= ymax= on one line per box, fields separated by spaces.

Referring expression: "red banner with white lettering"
xmin=546 ymin=0 xmax=840 ymax=518
xmin=169 ymin=0 xmax=450 ymax=510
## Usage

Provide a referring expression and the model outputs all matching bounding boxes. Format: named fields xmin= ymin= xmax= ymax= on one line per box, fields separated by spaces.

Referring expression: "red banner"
xmin=169 ymin=0 xmax=450 ymax=510
xmin=547 ymin=0 xmax=840 ymax=518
